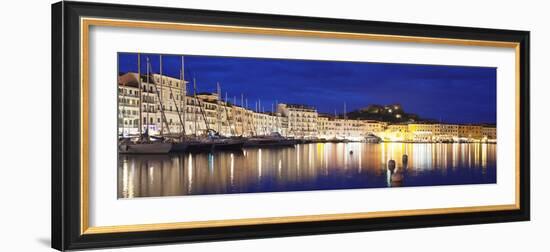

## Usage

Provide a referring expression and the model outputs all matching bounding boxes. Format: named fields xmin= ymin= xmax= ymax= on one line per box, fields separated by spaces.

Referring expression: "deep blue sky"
xmin=118 ymin=53 xmax=496 ymax=124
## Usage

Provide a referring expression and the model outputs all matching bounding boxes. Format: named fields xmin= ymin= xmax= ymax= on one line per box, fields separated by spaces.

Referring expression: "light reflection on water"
xmin=118 ymin=143 xmax=496 ymax=198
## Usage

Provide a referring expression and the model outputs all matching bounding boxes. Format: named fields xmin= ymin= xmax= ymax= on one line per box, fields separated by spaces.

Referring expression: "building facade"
xmin=277 ymin=103 xmax=318 ymax=138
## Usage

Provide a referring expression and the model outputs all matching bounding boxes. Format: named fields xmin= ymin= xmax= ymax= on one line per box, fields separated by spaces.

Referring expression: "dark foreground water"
xmin=118 ymin=143 xmax=496 ymax=198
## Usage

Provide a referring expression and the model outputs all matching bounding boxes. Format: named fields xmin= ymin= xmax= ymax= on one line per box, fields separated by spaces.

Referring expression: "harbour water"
xmin=118 ymin=142 xmax=496 ymax=198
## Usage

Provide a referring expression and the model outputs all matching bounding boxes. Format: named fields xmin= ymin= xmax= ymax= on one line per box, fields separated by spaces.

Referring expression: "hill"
xmin=345 ymin=104 xmax=424 ymax=123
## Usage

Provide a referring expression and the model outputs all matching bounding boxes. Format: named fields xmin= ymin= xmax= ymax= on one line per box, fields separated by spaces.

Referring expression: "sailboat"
xmin=170 ymin=66 xmax=244 ymax=153
xmin=118 ymin=128 xmax=172 ymax=154
xmin=242 ymin=100 xmax=296 ymax=148
xmin=167 ymin=56 xmax=189 ymax=152
xmin=186 ymin=83 xmax=245 ymax=152
xmin=244 ymin=132 xmax=297 ymax=147
xmin=118 ymin=54 xmax=172 ymax=154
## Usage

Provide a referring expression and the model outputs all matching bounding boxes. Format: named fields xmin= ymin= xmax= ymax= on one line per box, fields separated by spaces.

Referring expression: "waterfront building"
xmin=347 ymin=120 xmax=367 ymax=139
xmin=438 ymin=123 xmax=459 ymax=141
xmin=316 ymin=116 xmax=340 ymax=140
xmin=252 ymin=112 xmax=269 ymax=136
xmin=277 ymin=103 xmax=318 ymax=138
xmin=240 ymin=108 xmax=257 ymax=136
xmin=151 ymin=73 xmax=188 ymax=135
xmin=194 ymin=92 xmax=234 ymax=136
xmin=118 ymin=73 xmax=141 ymax=135
xmin=363 ymin=120 xmax=386 ymax=134
xmin=458 ymin=124 xmax=483 ymax=140
xmin=135 ymin=73 xmax=189 ymax=136
xmin=482 ymin=126 xmax=497 ymax=140
xmin=408 ymin=123 xmax=437 ymax=142
xmin=386 ymin=124 xmax=408 ymax=132
xmin=316 ymin=116 xmax=332 ymax=139
xmin=269 ymin=112 xmax=289 ymax=136
xmin=185 ymin=95 xmax=207 ymax=136
xmin=231 ymin=106 xmax=246 ymax=136
xmin=382 ymin=124 xmax=410 ymax=141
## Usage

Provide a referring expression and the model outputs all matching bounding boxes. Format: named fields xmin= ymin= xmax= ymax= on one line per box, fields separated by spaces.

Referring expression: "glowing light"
xmin=188 ymin=153 xmax=193 ymax=193
xmin=296 ymin=145 xmax=300 ymax=171
xmin=278 ymin=159 xmax=282 ymax=177
xmin=258 ymin=149 xmax=262 ymax=179
xmin=208 ymin=153 xmax=215 ymax=174
xmin=128 ymin=160 xmax=135 ymax=198
xmin=481 ymin=143 xmax=487 ymax=170
xmin=122 ymin=159 xmax=129 ymax=198
xmin=230 ymin=153 xmax=234 ymax=185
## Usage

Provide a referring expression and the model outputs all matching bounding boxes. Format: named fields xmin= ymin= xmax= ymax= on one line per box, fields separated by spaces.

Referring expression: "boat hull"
xmin=244 ymin=139 xmax=297 ymax=148
xmin=213 ymin=140 xmax=245 ymax=151
xmin=186 ymin=142 xmax=214 ymax=152
xmin=170 ymin=143 xmax=188 ymax=152
xmin=118 ymin=142 xmax=172 ymax=154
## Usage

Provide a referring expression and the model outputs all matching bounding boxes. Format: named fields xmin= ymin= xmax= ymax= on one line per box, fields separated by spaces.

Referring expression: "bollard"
xmin=388 ymin=159 xmax=396 ymax=172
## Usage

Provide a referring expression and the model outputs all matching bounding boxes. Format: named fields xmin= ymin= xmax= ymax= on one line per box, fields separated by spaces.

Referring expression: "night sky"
xmin=118 ymin=53 xmax=496 ymax=124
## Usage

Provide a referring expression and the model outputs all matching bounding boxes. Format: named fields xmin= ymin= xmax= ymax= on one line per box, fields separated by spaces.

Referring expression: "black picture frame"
xmin=52 ymin=1 xmax=530 ymax=251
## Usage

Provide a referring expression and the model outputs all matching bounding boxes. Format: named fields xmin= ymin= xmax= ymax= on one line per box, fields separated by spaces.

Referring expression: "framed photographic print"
xmin=51 ymin=1 xmax=530 ymax=250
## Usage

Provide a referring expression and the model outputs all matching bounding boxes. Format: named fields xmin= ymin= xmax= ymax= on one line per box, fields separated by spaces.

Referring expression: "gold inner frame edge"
xmin=80 ymin=17 xmax=522 ymax=235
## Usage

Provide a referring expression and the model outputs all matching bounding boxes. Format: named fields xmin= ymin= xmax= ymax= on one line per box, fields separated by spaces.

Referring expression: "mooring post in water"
xmin=402 ymin=154 xmax=408 ymax=169
xmin=388 ymin=159 xmax=396 ymax=173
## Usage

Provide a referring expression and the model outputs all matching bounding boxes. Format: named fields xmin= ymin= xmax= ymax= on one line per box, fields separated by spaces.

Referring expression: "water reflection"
xmin=118 ymin=143 xmax=497 ymax=198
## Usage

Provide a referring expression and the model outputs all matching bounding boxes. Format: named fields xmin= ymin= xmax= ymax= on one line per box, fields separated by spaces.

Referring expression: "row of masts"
xmin=121 ymin=54 xmax=279 ymax=139
xmin=120 ymin=54 xmax=351 ymax=140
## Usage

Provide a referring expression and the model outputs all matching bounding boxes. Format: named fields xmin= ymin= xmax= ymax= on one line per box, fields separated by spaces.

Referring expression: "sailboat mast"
xmin=275 ymin=100 xmax=280 ymax=133
xmin=241 ymin=94 xmax=244 ymax=135
xmin=271 ymin=103 xmax=274 ymax=133
xmin=245 ymin=98 xmax=250 ymax=136
xmin=217 ymin=82 xmax=221 ymax=134
xmin=194 ymin=79 xmax=210 ymax=133
xmin=344 ymin=102 xmax=347 ymax=139
xmin=163 ymin=62 xmax=186 ymax=137
xmin=161 ymin=56 xmax=185 ymax=138
xmin=193 ymin=78 xmax=197 ymax=137
xmin=137 ymin=53 xmax=142 ymax=135
xmin=146 ymin=57 xmax=150 ymax=133
xmin=233 ymin=96 xmax=237 ymax=134
xmin=181 ymin=56 xmax=186 ymax=136
xmin=222 ymin=90 xmax=236 ymax=136
xmin=119 ymin=53 xmax=126 ymax=135
xmin=152 ymin=55 xmax=170 ymax=136
xmin=160 ymin=55 xmax=164 ymax=135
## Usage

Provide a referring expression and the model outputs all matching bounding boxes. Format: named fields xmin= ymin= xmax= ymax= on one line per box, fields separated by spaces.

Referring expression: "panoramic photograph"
xmin=117 ymin=53 xmax=497 ymax=199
